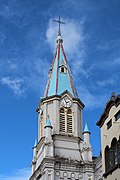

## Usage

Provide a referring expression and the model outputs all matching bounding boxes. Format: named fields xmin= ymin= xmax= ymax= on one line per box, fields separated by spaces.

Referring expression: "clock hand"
xmin=65 ymin=98 xmax=67 ymax=103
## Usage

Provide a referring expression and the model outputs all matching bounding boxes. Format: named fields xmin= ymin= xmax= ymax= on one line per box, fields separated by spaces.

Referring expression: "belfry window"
xmin=59 ymin=108 xmax=73 ymax=133
xmin=67 ymin=109 xmax=73 ymax=133
xmin=60 ymin=66 xmax=66 ymax=73
xmin=59 ymin=108 xmax=65 ymax=132
xmin=61 ymin=67 xmax=64 ymax=73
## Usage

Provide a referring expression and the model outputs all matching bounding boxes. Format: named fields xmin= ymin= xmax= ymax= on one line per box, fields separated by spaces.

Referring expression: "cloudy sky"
xmin=0 ymin=0 xmax=120 ymax=179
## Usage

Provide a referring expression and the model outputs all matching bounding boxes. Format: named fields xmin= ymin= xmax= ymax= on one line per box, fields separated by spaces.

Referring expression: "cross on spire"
xmin=53 ymin=17 xmax=65 ymax=35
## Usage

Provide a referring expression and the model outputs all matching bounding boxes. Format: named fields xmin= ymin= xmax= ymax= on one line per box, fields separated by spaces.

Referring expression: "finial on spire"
xmin=53 ymin=17 xmax=65 ymax=36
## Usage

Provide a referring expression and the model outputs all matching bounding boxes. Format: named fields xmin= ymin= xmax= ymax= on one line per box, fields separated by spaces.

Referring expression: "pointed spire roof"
xmin=44 ymin=33 xmax=78 ymax=98
xmin=83 ymin=123 xmax=90 ymax=133
xmin=46 ymin=118 xmax=51 ymax=126
xmin=44 ymin=116 xmax=53 ymax=128
xmin=34 ymin=138 xmax=37 ymax=148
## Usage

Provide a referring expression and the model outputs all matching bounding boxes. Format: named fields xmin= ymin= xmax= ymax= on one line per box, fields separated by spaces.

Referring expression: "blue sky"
xmin=0 ymin=0 xmax=120 ymax=179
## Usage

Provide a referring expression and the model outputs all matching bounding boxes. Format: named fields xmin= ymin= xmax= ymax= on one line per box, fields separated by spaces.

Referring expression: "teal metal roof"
xmin=34 ymin=138 xmax=37 ymax=147
xmin=44 ymin=35 xmax=78 ymax=98
xmin=84 ymin=123 xmax=90 ymax=133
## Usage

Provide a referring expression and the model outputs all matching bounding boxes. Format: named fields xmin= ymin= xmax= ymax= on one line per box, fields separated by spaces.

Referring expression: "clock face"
xmin=61 ymin=97 xmax=72 ymax=108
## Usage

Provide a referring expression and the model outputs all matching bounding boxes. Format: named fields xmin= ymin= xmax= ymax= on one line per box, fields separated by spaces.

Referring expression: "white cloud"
xmin=7 ymin=59 xmax=18 ymax=70
xmin=0 ymin=168 xmax=31 ymax=180
xmin=78 ymin=86 xmax=108 ymax=109
xmin=23 ymin=57 xmax=50 ymax=96
xmin=112 ymin=57 xmax=120 ymax=65
xmin=97 ymin=76 xmax=117 ymax=87
xmin=92 ymin=57 xmax=120 ymax=71
xmin=46 ymin=18 xmax=85 ymax=54
xmin=0 ymin=2 xmax=15 ymax=20
xmin=1 ymin=76 xmax=26 ymax=96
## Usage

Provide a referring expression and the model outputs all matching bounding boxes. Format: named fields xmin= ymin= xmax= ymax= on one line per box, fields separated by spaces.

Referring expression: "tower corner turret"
xmin=82 ymin=123 xmax=92 ymax=162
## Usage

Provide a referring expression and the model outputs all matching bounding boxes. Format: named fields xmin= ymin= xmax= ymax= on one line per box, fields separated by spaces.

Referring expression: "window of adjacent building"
xmin=111 ymin=138 xmax=118 ymax=165
xmin=105 ymin=137 xmax=120 ymax=174
xmin=107 ymin=119 xmax=112 ymax=130
xmin=105 ymin=146 xmax=110 ymax=172
xmin=59 ymin=107 xmax=73 ymax=134
xmin=115 ymin=110 xmax=120 ymax=121
xmin=118 ymin=138 xmax=120 ymax=162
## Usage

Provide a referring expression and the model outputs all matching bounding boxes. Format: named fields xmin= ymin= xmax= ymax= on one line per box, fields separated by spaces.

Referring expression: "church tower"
xmin=30 ymin=18 xmax=95 ymax=180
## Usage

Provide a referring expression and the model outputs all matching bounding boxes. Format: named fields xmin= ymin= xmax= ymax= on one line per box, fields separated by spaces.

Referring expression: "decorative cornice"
xmin=96 ymin=94 xmax=120 ymax=127
xmin=39 ymin=90 xmax=85 ymax=109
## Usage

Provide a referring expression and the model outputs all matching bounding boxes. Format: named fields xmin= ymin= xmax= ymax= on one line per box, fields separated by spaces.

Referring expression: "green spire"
xmin=44 ymin=34 xmax=78 ymax=98
xmin=44 ymin=116 xmax=53 ymax=128
xmin=84 ymin=123 xmax=90 ymax=133
xmin=34 ymin=138 xmax=37 ymax=147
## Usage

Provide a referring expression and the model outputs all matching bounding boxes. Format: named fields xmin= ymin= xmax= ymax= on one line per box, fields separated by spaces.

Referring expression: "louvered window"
xmin=59 ymin=108 xmax=65 ymax=132
xmin=59 ymin=108 xmax=73 ymax=133
xmin=67 ymin=109 xmax=73 ymax=133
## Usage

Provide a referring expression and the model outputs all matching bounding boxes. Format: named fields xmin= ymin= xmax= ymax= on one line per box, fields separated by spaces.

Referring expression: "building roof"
xmin=44 ymin=34 xmax=78 ymax=98
xmin=96 ymin=93 xmax=120 ymax=127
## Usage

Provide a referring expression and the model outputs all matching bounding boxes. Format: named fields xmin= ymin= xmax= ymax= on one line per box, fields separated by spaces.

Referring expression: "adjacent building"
xmin=97 ymin=92 xmax=120 ymax=180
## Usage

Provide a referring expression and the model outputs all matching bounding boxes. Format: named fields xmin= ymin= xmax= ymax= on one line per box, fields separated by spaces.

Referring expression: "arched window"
xmin=59 ymin=108 xmax=73 ymax=134
xmin=117 ymin=137 xmax=120 ymax=163
xmin=60 ymin=66 xmax=66 ymax=73
xmin=111 ymin=138 xmax=118 ymax=166
xmin=105 ymin=146 xmax=110 ymax=172
xmin=59 ymin=108 xmax=65 ymax=132
xmin=67 ymin=109 xmax=73 ymax=133
xmin=61 ymin=67 xmax=64 ymax=73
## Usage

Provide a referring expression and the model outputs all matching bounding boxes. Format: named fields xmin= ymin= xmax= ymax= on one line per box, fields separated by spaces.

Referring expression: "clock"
xmin=61 ymin=97 xmax=72 ymax=108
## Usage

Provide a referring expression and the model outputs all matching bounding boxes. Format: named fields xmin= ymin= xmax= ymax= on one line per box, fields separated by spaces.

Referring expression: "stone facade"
xmin=30 ymin=92 xmax=100 ymax=180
